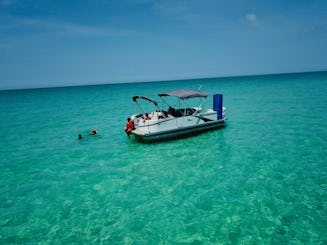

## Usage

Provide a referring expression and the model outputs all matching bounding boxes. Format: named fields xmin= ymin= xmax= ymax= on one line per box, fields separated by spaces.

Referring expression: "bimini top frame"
xmin=132 ymin=95 xmax=158 ymax=106
xmin=132 ymin=95 xmax=161 ymax=114
xmin=158 ymin=89 xmax=208 ymax=100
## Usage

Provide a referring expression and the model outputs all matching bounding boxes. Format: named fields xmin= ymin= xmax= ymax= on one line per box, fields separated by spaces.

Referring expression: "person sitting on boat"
xmin=143 ymin=113 xmax=151 ymax=122
xmin=125 ymin=118 xmax=135 ymax=138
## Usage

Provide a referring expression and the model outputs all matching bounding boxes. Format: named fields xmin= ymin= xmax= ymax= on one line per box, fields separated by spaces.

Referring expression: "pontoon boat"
xmin=126 ymin=89 xmax=226 ymax=142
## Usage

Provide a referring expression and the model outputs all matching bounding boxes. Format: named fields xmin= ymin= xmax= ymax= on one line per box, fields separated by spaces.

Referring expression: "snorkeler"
xmin=89 ymin=129 xmax=98 ymax=135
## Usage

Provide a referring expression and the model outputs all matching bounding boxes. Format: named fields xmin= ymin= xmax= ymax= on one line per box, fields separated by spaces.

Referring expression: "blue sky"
xmin=0 ymin=0 xmax=326 ymax=89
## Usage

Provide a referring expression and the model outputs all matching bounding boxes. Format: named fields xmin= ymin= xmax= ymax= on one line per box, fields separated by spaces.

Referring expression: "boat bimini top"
xmin=132 ymin=89 xmax=208 ymax=116
xmin=158 ymin=89 xmax=208 ymax=99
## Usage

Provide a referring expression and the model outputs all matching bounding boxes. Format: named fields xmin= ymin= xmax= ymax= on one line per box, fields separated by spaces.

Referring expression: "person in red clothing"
xmin=124 ymin=118 xmax=134 ymax=138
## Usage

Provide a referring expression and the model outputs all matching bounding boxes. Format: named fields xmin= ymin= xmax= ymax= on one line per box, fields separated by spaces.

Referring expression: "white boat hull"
xmin=131 ymin=109 xmax=226 ymax=142
xmin=132 ymin=119 xmax=225 ymax=142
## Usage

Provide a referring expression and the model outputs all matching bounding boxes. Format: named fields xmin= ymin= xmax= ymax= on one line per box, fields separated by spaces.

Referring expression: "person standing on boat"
xmin=125 ymin=118 xmax=134 ymax=138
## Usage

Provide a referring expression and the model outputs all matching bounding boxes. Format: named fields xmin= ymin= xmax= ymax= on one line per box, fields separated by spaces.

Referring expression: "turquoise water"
xmin=1 ymin=72 xmax=326 ymax=244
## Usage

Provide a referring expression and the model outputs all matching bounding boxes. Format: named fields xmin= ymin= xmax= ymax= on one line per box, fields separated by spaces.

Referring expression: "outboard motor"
xmin=213 ymin=94 xmax=223 ymax=120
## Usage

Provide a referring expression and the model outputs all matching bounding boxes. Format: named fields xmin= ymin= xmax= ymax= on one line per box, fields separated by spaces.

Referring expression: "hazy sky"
xmin=0 ymin=0 xmax=327 ymax=89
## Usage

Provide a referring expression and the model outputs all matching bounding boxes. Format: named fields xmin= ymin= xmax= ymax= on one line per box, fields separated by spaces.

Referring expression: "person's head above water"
xmin=89 ymin=129 xmax=97 ymax=135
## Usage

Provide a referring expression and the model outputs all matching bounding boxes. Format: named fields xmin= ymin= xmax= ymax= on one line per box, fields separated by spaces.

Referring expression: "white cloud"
xmin=0 ymin=17 xmax=138 ymax=37
xmin=153 ymin=1 xmax=188 ymax=16
xmin=245 ymin=13 xmax=260 ymax=27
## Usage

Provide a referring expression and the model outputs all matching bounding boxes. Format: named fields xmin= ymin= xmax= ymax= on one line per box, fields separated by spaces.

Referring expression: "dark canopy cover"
xmin=132 ymin=96 xmax=158 ymax=106
xmin=158 ymin=89 xmax=208 ymax=99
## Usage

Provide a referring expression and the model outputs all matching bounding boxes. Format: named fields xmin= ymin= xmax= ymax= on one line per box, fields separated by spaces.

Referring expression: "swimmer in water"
xmin=89 ymin=129 xmax=98 ymax=135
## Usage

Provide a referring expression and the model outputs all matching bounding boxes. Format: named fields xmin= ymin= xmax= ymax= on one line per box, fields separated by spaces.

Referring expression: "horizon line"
xmin=1 ymin=69 xmax=326 ymax=92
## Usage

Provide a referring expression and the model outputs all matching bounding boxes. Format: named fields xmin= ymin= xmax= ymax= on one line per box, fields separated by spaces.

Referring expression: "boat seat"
xmin=168 ymin=107 xmax=183 ymax=117
xmin=185 ymin=108 xmax=196 ymax=115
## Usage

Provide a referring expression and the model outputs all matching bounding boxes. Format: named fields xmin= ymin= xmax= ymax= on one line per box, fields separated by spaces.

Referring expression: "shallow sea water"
xmin=0 ymin=72 xmax=326 ymax=244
